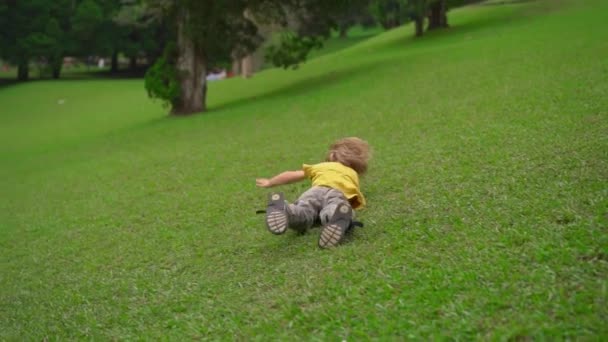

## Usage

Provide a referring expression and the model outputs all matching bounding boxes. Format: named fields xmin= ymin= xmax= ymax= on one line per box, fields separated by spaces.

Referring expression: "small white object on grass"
xmin=57 ymin=99 xmax=65 ymax=105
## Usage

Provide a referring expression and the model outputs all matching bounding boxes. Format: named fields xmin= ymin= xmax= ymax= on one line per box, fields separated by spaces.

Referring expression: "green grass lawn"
xmin=1 ymin=0 xmax=607 ymax=339
xmin=307 ymin=26 xmax=385 ymax=60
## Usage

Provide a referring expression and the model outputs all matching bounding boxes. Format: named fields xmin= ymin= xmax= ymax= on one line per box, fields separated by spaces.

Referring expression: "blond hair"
xmin=326 ymin=137 xmax=371 ymax=174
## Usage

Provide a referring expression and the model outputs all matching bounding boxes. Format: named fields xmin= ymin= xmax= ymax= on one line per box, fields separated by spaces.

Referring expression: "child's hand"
xmin=256 ymin=171 xmax=304 ymax=188
xmin=256 ymin=178 xmax=273 ymax=188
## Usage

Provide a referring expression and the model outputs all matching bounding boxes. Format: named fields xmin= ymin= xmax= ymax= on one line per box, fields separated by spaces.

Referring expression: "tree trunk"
xmin=129 ymin=56 xmax=137 ymax=71
xmin=51 ymin=64 xmax=62 ymax=79
xmin=427 ymin=2 xmax=440 ymax=30
xmin=415 ymin=17 xmax=424 ymax=37
xmin=241 ymin=55 xmax=253 ymax=78
xmin=17 ymin=61 xmax=29 ymax=81
xmin=111 ymin=51 xmax=119 ymax=72
xmin=172 ymin=9 xmax=206 ymax=115
xmin=380 ymin=20 xmax=392 ymax=30
xmin=232 ymin=58 xmax=241 ymax=76
xmin=339 ymin=26 xmax=348 ymax=38
xmin=50 ymin=54 xmax=63 ymax=79
xmin=441 ymin=2 xmax=448 ymax=28
xmin=427 ymin=0 xmax=448 ymax=31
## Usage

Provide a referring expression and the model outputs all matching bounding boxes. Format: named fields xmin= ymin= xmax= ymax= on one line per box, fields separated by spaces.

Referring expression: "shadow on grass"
xmin=480 ymin=0 xmax=537 ymax=5
xmin=208 ymin=58 xmax=394 ymax=115
xmin=136 ymin=58 xmax=392 ymax=121
xmin=0 ymin=79 xmax=19 ymax=90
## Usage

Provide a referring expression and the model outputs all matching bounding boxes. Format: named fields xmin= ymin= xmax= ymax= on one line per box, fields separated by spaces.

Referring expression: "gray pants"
xmin=287 ymin=186 xmax=354 ymax=231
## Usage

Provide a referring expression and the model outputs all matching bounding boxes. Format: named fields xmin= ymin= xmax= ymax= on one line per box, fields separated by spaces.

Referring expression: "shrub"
xmin=144 ymin=46 xmax=180 ymax=108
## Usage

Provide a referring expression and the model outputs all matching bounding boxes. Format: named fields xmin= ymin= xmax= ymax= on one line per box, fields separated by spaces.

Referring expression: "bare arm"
xmin=256 ymin=170 xmax=306 ymax=188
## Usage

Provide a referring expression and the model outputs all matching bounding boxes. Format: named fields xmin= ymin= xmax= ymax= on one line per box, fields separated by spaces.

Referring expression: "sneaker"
xmin=265 ymin=192 xmax=288 ymax=235
xmin=318 ymin=203 xmax=352 ymax=248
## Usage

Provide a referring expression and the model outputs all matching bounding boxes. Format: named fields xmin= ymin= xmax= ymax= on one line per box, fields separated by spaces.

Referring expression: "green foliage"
xmin=43 ymin=18 xmax=65 ymax=78
xmin=144 ymin=53 xmax=180 ymax=108
xmin=114 ymin=0 xmax=166 ymax=65
xmin=260 ymin=0 xmax=358 ymax=68
xmin=333 ymin=0 xmax=377 ymax=37
xmin=72 ymin=0 xmax=104 ymax=37
xmin=0 ymin=0 xmax=163 ymax=80
xmin=0 ymin=0 xmax=52 ymax=79
xmin=370 ymin=0 xmax=411 ymax=29
xmin=369 ymin=0 xmax=471 ymax=34
xmin=71 ymin=0 xmax=104 ymax=56
xmin=162 ymin=1 xmax=263 ymax=63
xmin=265 ymin=33 xmax=324 ymax=69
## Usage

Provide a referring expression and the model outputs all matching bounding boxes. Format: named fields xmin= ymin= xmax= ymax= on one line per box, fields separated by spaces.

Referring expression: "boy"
xmin=256 ymin=137 xmax=370 ymax=248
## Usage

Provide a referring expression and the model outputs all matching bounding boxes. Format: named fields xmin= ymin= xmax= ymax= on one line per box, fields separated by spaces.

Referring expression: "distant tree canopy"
xmin=333 ymin=0 xmax=376 ymax=38
xmin=0 ymin=0 xmax=69 ymax=80
xmin=0 ymin=0 xmax=163 ymax=80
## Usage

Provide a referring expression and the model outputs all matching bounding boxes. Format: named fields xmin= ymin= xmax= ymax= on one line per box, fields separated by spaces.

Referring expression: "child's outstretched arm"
xmin=256 ymin=170 xmax=305 ymax=188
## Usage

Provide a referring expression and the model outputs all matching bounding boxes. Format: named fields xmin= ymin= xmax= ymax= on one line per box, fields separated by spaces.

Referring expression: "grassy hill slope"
xmin=1 ymin=0 xmax=607 ymax=339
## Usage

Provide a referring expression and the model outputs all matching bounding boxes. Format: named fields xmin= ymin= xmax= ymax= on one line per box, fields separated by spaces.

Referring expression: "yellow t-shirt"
xmin=302 ymin=162 xmax=366 ymax=209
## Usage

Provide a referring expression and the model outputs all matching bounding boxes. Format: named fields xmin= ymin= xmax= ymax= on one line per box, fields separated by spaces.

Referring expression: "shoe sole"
xmin=319 ymin=204 xmax=352 ymax=248
xmin=266 ymin=193 xmax=288 ymax=235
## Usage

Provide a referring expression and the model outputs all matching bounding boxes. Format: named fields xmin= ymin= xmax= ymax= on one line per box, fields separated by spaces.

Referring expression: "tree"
xmin=370 ymin=0 xmax=408 ymax=30
xmin=71 ymin=0 xmax=104 ymax=61
xmin=145 ymin=0 xmax=352 ymax=115
xmin=45 ymin=0 xmax=74 ymax=79
xmin=0 ymin=0 xmax=164 ymax=80
xmin=32 ymin=18 xmax=65 ymax=78
xmin=0 ymin=0 xmax=55 ymax=80
xmin=71 ymin=0 xmax=128 ymax=68
xmin=96 ymin=0 xmax=126 ymax=72
xmin=409 ymin=0 xmax=427 ymax=37
xmin=0 ymin=0 xmax=73 ymax=80
xmin=369 ymin=0 xmax=428 ymax=36
xmin=333 ymin=0 xmax=375 ymax=38
xmin=114 ymin=0 xmax=165 ymax=73
xmin=371 ymin=0 xmax=464 ymax=38
xmin=427 ymin=0 xmax=448 ymax=30
xmin=424 ymin=0 xmax=483 ymax=34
